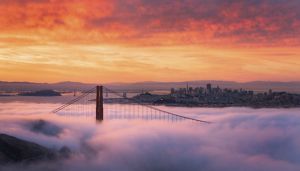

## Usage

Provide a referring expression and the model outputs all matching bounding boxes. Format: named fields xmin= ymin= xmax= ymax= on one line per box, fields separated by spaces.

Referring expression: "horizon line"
xmin=1 ymin=80 xmax=300 ymax=85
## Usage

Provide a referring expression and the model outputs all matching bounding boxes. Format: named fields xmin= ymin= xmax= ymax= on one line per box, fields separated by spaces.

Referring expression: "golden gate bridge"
xmin=52 ymin=86 xmax=211 ymax=124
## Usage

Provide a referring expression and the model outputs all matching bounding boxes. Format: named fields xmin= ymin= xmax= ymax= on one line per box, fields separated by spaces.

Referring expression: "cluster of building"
xmin=134 ymin=83 xmax=300 ymax=107
xmin=171 ymin=83 xmax=254 ymax=97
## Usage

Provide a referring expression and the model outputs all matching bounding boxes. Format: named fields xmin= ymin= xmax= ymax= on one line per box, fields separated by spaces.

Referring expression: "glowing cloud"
xmin=0 ymin=0 xmax=299 ymax=82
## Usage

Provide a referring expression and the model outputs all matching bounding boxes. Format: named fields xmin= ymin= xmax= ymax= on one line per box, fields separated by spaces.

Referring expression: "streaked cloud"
xmin=0 ymin=0 xmax=299 ymax=82
xmin=0 ymin=0 xmax=299 ymax=46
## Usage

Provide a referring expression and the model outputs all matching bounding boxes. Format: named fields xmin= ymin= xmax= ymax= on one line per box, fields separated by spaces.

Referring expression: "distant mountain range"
xmin=0 ymin=80 xmax=300 ymax=93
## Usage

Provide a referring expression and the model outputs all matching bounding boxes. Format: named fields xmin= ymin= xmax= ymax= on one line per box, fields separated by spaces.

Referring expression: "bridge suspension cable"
xmin=52 ymin=87 xmax=96 ymax=113
xmin=52 ymin=85 xmax=211 ymax=124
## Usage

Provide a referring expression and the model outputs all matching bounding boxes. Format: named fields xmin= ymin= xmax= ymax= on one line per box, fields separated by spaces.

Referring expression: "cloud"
xmin=25 ymin=119 xmax=63 ymax=137
xmin=1 ymin=101 xmax=300 ymax=171
xmin=0 ymin=0 xmax=299 ymax=46
xmin=0 ymin=0 xmax=299 ymax=84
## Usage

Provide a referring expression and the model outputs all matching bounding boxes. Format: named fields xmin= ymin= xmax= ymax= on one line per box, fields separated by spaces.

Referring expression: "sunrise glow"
xmin=0 ymin=0 xmax=299 ymax=83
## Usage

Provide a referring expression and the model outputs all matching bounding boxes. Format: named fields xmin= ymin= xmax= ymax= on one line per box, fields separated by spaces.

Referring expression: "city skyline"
xmin=0 ymin=0 xmax=300 ymax=83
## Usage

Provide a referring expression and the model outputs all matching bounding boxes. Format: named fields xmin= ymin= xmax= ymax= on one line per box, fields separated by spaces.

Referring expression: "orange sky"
xmin=0 ymin=0 xmax=299 ymax=83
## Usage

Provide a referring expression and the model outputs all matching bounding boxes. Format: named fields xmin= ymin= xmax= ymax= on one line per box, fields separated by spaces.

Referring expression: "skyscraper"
xmin=186 ymin=82 xmax=189 ymax=94
xmin=206 ymin=83 xmax=212 ymax=93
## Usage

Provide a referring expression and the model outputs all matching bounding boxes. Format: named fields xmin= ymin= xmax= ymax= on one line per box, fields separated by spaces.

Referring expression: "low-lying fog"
xmin=1 ymin=98 xmax=300 ymax=171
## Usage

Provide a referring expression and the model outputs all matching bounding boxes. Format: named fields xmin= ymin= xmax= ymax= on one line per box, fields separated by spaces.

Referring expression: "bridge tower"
xmin=96 ymin=85 xmax=104 ymax=121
